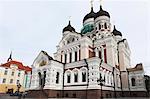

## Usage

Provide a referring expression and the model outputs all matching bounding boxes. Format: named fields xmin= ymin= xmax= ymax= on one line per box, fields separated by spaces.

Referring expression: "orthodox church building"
xmin=28 ymin=2 xmax=147 ymax=99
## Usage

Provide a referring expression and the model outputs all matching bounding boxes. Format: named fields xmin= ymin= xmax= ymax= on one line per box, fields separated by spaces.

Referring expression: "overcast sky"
xmin=0 ymin=0 xmax=149 ymax=75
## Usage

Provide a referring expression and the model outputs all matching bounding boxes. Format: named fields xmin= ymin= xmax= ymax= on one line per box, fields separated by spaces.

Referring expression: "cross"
xmin=90 ymin=0 xmax=94 ymax=8
xmin=69 ymin=16 xmax=71 ymax=21
xmin=100 ymin=0 xmax=102 ymax=6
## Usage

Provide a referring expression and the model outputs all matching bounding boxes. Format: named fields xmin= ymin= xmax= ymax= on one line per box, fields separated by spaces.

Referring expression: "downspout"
xmin=84 ymin=59 xmax=89 ymax=99
xmin=117 ymin=42 xmax=123 ymax=96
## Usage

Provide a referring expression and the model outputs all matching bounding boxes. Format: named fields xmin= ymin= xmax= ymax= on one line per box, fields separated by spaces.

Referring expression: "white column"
xmin=72 ymin=51 xmax=75 ymax=62
xmin=62 ymin=53 xmax=65 ymax=63
xmin=95 ymin=48 xmax=99 ymax=57
xmin=101 ymin=48 xmax=104 ymax=61
xmin=67 ymin=52 xmax=70 ymax=63
xmin=77 ymin=49 xmax=80 ymax=61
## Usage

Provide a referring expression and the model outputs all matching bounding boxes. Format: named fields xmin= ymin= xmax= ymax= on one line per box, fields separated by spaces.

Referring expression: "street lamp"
xmin=17 ymin=83 xmax=21 ymax=92
xmin=17 ymin=83 xmax=21 ymax=99
xmin=97 ymin=73 xmax=105 ymax=99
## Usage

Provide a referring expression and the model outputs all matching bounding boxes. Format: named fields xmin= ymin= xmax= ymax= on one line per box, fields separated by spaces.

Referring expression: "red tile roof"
xmin=0 ymin=60 xmax=32 ymax=72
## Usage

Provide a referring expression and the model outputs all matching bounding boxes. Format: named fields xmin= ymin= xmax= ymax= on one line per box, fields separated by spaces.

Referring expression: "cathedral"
xmin=28 ymin=1 xmax=147 ymax=99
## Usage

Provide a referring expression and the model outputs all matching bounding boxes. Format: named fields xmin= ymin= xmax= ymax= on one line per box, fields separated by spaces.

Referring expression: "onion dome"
xmin=112 ymin=26 xmax=122 ymax=36
xmin=94 ymin=6 xmax=110 ymax=19
xmin=63 ymin=21 xmax=76 ymax=33
xmin=83 ymin=7 xmax=95 ymax=22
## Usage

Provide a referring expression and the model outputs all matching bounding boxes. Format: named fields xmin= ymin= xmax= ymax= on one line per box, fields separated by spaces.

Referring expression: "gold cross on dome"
xmin=90 ymin=0 xmax=94 ymax=8
xmin=69 ymin=16 xmax=71 ymax=21
xmin=100 ymin=0 xmax=102 ymax=6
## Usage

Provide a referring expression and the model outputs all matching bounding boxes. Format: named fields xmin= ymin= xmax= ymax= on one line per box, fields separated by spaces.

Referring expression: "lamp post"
xmin=97 ymin=73 xmax=105 ymax=99
xmin=17 ymin=83 xmax=21 ymax=92
xmin=17 ymin=83 xmax=21 ymax=99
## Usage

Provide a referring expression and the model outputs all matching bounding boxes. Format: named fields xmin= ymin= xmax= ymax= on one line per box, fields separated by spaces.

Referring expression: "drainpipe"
xmin=84 ymin=59 xmax=89 ymax=99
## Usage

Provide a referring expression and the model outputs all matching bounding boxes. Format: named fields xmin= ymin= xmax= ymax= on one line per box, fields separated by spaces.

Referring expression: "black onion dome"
xmin=83 ymin=7 xmax=95 ymax=22
xmin=63 ymin=21 xmax=76 ymax=33
xmin=112 ymin=26 xmax=122 ymax=36
xmin=94 ymin=6 xmax=110 ymax=19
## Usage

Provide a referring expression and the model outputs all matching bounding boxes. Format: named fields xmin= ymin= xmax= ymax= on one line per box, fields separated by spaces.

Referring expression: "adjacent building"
xmin=0 ymin=55 xmax=32 ymax=93
xmin=28 ymin=2 xmax=147 ymax=99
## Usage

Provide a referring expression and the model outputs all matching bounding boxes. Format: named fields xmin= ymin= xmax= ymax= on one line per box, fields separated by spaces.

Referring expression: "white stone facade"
xmin=29 ymin=4 xmax=146 ymax=95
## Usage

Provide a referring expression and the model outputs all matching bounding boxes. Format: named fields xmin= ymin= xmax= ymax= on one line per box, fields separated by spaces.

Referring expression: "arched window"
xmin=74 ymin=72 xmax=78 ymax=82
xmin=82 ymin=72 xmax=86 ymax=82
xmin=38 ymin=72 xmax=42 ymax=86
xmin=56 ymin=72 xmax=59 ymax=84
xmin=64 ymin=54 xmax=67 ymax=63
xmin=131 ymin=78 xmax=136 ymax=86
xmin=69 ymin=52 xmax=72 ymax=63
xmin=75 ymin=51 xmax=78 ymax=62
xmin=99 ymin=24 xmax=101 ymax=30
xmin=104 ymin=23 xmax=107 ymax=29
xmin=67 ymin=74 xmax=71 ymax=83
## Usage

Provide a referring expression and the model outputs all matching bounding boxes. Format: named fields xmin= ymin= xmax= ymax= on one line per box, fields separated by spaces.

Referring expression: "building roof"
xmin=62 ymin=21 xmax=76 ymax=33
xmin=83 ymin=7 xmax=95 ymax=22
xmin=41 ymin=50 xmax=53 ymax=60
xmin=94 ymin=6 xmax=110 ymax=19
xmin=127 ymin=63 xmax=143 ymax=72
xmin=0 ymin=60 xmax=32 ymax=72
xmin=112 ymin=25 xmax=122 ymax=36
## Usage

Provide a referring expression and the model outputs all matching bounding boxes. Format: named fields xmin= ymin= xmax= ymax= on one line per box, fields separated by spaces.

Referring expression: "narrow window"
xmin=79 ymin=49 xmax=81 ymax=61
xmin=2 ymin=78 xmax=6 ymax=83
xmin=99 ymin=24 xmax=101 ymax=30
xmin=65 ymin=54 xmax=67 ymax=63
xmin=104 ymin=48 xmax=107 ymax=63
xmin=131 ymin=78 xmax=136 ymax=86
xmin=11 ymin=71 xmax=14 ymax=76
xmin=104 ymin=23 xmax=107 ymax=29
xmin=75 ymin=51 xmax=77 ymax=62
xmin=99 ymin=51 xmax=102 ymax=59
xmin=61 ymin=54 xmax=62 ymax=62
xmin=10 ymin=79 xmax=13 ymax=83
xmin=4 ymin=70 xmax=8 ymax=75
xmin=67 ymin=74 xmax=71 ymax=83
xmin=18 ymin=72 xmax=20 ymax=77
xmin=69 ymin=52 xmax=72 ymax=63
xmin=16 ymin=80 xmax=19 ymax=84
xmin=74 ymin=73 xmax=78 ymax=82
xmin=56 ymin=72 xmax=59 ymax=84
xmin=82 ymin=72 xmax=86 ymax=82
